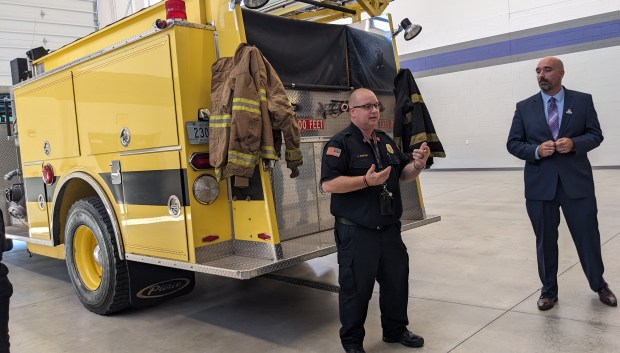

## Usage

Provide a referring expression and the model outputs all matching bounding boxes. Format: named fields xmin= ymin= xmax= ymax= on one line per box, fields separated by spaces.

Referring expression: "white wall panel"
xmin=415 ymin=45 xmax=620 ymax=169
xmin=388 ymin=0 xmax=510 ymax=53
xmin=509 ymin=0 xmax=620 ymax=31
xmin=0 ymin=0 xmax=98 ymax=86
xmin=388 ymin=0 xmax=620 ymax=54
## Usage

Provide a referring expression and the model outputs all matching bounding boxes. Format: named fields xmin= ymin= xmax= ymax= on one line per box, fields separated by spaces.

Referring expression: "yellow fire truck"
xmin=4 ymin=0 xmax=439 ymax=315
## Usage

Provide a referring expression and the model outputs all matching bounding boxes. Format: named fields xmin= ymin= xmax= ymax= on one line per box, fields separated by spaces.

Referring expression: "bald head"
xmin=348 ymin=88 xmax=375 ymax=107
xmin=536 ymin=57 xmax=565 ymax=95
xmin=348 ymin=88 xmax=380 ymax=134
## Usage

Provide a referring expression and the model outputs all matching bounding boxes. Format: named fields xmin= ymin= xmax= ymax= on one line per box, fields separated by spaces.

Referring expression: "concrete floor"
xmin=3 ymin=169 xmax=620 ymax=353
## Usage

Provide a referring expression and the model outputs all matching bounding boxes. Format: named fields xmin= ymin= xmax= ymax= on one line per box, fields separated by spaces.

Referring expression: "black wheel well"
xmin=52 ymin=178 xmax=98 ymax=245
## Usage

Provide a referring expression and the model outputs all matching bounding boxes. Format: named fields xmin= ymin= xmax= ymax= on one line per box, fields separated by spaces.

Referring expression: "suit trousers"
xmin=334 ymin=222 xmax=409 ymax=349
xmin=526 ymin=178 xmax=605 ymax=297
xmin=0 ymin=263 xmax=12 ymax=353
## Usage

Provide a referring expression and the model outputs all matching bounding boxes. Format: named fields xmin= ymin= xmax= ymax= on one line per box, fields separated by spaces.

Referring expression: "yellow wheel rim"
xmin=73 ymin=225 xmax=103 ymax=291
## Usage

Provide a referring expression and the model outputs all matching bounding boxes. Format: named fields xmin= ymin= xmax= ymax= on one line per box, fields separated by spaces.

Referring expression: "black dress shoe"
xmin=598 ymin=285 xmax=618 ymax=307
xmin=383 ymin=330 xmax=424 ymax=348
xmin=537 ymin=296 xmax=558 ymax=310
xmin=344 ymin=348 xmax=365 ymax=353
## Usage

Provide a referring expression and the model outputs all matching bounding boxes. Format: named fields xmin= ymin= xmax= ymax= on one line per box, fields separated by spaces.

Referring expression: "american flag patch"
xmin=326 ymin=146 xmax=341 ymax=157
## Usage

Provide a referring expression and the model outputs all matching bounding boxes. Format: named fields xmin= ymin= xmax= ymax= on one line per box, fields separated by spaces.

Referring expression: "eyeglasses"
xmin=351 ymin=102 xmax=384 ymax=111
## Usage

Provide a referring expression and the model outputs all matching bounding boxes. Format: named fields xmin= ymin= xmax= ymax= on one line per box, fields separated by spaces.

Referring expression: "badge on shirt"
xmin=326 ymin=146 xmax=341 ymax=157
xmin=386 ymin=144 xmax=394 ymax=154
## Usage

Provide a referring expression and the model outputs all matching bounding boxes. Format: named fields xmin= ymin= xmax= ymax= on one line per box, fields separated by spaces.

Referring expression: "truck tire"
xmin=64 ymin=197 xmax=129 ymax=315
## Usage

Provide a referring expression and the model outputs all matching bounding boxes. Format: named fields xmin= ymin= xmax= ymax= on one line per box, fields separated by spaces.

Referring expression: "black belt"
xmin=335 ymin=217 xmax=387 ymax=230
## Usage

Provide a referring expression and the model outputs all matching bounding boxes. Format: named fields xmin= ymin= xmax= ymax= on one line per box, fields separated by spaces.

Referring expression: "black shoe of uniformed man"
xmin=344 ymin=347 xmax=365 ymax=353
xmin=382 ymin=330 xmax=424 ymax=348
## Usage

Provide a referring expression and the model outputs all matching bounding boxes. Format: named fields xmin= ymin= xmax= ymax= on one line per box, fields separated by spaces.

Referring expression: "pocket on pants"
xmin=338 ymin=257 xmax=356 ymax=296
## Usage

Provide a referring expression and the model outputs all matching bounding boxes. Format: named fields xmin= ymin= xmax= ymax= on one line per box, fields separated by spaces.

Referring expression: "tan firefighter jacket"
xmin=210 ymin=43 xmax=302 ymax=186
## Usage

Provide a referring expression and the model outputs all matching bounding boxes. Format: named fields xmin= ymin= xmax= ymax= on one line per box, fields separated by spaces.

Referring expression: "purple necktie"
xmin=548 ymin=97 xmax=559 ymax=140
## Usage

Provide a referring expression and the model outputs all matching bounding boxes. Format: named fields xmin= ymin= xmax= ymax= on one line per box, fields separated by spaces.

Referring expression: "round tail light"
xmin=193 ymin=174 xmax=219 ymax=205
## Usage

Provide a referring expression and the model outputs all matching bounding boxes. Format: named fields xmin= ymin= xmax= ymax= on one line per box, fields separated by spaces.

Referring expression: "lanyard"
xmin=363 ymin=132 xmax=384 ymax=170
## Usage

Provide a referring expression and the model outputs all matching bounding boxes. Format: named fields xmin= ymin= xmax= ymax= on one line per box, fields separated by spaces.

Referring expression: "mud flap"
xmin=127 ymin=261 xmax=195 ymax=308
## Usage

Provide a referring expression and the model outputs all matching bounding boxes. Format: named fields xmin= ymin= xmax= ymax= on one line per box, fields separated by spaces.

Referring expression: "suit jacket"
xmin=507 ymin=87 xmax=603 ymax=201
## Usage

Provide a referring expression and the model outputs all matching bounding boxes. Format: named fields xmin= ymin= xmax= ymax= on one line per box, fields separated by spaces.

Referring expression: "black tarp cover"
xmin=242 ymin=9 xmax=397 ymax=90
xmin=242 ymin=9 xmax=348 ymax=87
xmin=346 ymin=27 xmax=396 ymax=90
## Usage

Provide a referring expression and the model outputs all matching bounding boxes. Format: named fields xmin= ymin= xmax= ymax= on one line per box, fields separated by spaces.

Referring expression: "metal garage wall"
xmin=0 ymin=0 xmax=100 ymax=88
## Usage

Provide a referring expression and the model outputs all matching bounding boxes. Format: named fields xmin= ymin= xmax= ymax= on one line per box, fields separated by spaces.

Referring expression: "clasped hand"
xmin=539 ymin=138 xmax=574 ymax=157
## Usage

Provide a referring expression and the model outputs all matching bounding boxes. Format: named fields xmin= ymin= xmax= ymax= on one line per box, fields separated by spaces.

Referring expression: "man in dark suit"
xmin=507 ymin=56 xmax=616 ymax=310
xmin=1 ymin=210 xmax=12 ymax=353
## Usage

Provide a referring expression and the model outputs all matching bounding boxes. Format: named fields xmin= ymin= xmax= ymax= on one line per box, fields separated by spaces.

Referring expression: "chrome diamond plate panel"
xmin=130 ymin=230 xmax=336 ymax=279
xmin=286 ymin=89 xmax=396 ymax=139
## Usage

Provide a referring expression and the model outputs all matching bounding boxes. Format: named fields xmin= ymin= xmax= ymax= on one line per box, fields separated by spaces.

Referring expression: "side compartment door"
xmin=119 ymin=152 xmax=188 ymax=261
xmin=22 ymin=163 xmax=51 ymax=241
xmin=73 ymin=34 xmax=188 ymax=261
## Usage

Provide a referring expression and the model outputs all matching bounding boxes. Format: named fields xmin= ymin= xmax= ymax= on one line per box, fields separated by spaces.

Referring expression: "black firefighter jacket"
xmin=393 ymin=68 xmax=445 ymax=168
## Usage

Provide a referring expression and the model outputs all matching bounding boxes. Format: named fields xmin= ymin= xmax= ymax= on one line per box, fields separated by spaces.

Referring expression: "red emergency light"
xmin=165 ymin=0 xmax=187 ymax=20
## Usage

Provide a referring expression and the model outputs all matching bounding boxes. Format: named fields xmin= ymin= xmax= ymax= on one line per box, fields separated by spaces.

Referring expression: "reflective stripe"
xmin=259 ymin=88 xmax=267 ymax=101
xmin=210 ymin=114 xmax=232 ymax=128
xmin=233 ymin=97 xmax=260 ymax=107
xmin=260 ymin=146 xmax=278 ymax=160
xmin=411 ymin=132 xmax=440 ymax=145
xmin=232 ymin=97 xmax=261 ymax=114
xmin=228 ymin=150 xmax=258 ymax=167
xmin=214 ymin=168 xmax=222 ymax=181
xmin=285 ymin=148 xmax=303 ymax=161
xmin=232 ymin=105 xmax=261 ymax=114
xmin=411 ymin=93 xmax=424 ymax=103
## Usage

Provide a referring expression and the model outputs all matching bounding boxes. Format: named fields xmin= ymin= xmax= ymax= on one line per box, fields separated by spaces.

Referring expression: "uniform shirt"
xmin=321 ymin=123 xmax=410 ymax=228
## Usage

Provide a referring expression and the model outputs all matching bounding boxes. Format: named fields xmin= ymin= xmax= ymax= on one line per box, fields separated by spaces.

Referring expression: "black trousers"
xmin=334 ymin=222 xmax=409 ymax=350
xmin=526 ymin=178 xmax=605 ymax=297
xmin=0 ymin=263 xmax=11 ymax=353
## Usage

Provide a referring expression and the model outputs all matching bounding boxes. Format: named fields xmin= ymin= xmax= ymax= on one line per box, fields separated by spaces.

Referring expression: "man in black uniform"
xmin=1 ymin=210 xmax=13 ymax=353
xmin=321 ymin=88 xmax=430 ymax=353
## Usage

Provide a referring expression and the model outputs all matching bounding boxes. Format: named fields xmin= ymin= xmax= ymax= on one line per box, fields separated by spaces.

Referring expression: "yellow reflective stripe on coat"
xmin=233 ymin=97 xmax=260 ymax=107
xmin=285 ymin=148 xmax=303 ymax=161
xmin=232 ymin=98 xmax=260 ymax=114
xmin=210 ymin=114 xmax=232 ymax=128
xmin=411 ymin=132 xmax=440 ymax=145
xmin=259 ymin=88 xmax=267 ymax=101
xmin=260 ymin=145 xmax=278 ymax=160
xmin=228 ymin=150 xmax=258 ymax=167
